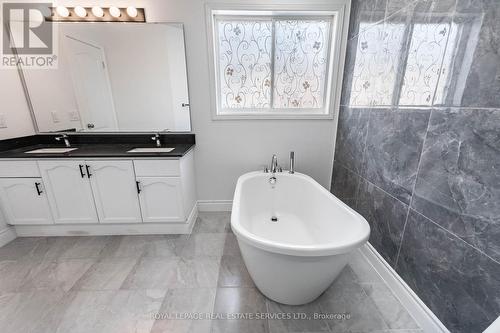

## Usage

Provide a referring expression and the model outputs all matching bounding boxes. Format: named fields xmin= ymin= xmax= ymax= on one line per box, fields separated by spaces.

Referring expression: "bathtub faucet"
xmin=267 ymin=154 xmax=279 ymax=185
xmin=271 ymin=154 xmax=278 ymax=173
xmin=264 ymin=154 xmax=282 ymax=174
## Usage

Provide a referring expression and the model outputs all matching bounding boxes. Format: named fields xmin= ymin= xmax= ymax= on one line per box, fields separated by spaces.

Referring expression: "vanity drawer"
xmin=0 ymin=161 xmax=40 ymax=177
xmin=133 ymin=160 xmax=180 ymax=177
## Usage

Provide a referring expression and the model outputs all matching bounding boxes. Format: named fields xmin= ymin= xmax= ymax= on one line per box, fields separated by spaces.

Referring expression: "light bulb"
xmin=126 ymin=6 xmax=138 ymax=18
xmin=109 ymin=6 xmax=121 ymax=18
xmin=56 ymin=6 xmax=69 ymax=18
xmin=91 ymin=6 xmax=104 ymax=18
xmin=74 ymin=6 xmax=87 ymax=18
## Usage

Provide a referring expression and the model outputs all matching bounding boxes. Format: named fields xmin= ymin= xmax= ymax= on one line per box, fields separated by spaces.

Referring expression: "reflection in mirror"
xmin=21 ymin=23 xmax=191 ymax=132
xmin=347 ymin=7 xmax=482 ymax=108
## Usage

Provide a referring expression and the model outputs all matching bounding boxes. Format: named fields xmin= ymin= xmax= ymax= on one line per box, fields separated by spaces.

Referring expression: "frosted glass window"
xmin=217 ymin=20 xmax=273 ymax=109
xmin=273 ymin=20 xmax=330 ymax=108
xmin=213 ymin=15 xmax=336 ymax=115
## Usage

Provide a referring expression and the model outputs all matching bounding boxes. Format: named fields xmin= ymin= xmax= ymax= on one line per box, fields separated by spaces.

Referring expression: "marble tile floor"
xmin=0 ymin=212 xmax=422 ymax=333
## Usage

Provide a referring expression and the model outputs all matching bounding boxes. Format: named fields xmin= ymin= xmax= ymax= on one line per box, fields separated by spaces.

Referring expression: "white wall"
xmin=0 ymin=70 xmax=35 ymax=139
xmin=3 ymin=0 xmax=339 ymax=201
xmin=0 ymin=69 xmax=26 ymax=240
xmin=22 ymin=31 xmax=82 ymax=132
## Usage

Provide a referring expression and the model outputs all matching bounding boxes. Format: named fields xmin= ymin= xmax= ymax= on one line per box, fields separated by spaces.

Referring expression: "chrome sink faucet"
xmin=55 ymin=134 xmax=71 ymax=147
xmin=151 ymin=133 xmax=161 ymax=147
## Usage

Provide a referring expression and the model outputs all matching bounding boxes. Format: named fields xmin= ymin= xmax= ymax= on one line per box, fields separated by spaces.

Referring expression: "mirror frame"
xmin=16 ymin=21 xmax=193 ymax=134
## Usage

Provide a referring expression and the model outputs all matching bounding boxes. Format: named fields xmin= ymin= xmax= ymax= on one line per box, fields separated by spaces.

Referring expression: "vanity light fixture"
xmin=109 ymin=6 xmax=121 ymax=18
xmin=74 ymin=6 xmax=87 ymax=18
xmin=126 ymin=6 xmax=138 ymax=18
xmin=91 ymin=6 xmax=104 ymax=18
xmin=48 ymin=6 xmax=146 ymax=22
xmin=55 ymin=6 xmax=70 ymax=18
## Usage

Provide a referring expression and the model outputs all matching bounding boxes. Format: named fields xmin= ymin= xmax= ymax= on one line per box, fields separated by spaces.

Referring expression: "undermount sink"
xmin=25 ymin=148 xmax=78 ymax=154
xmin=127 ymin=147 xmax=175 ymax=153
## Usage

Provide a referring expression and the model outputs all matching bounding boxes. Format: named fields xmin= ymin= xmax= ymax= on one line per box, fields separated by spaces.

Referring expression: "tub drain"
xmin=270 ymin=216 xmax=278 ymax=222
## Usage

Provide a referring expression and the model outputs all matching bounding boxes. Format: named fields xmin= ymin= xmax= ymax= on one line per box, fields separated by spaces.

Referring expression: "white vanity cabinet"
xmin=0 ymin=150 xmax=197 ymax=235
xmin=134 ymin=159 xmax=189 ymax=223
xmin=0 ymin=178 xmax=53 ymax=225
xmin=39 ymin=160 xmax=142 ymax=224
xmin=38 ymin=160 xmax=99 ymax=224
xmin=136 ymin=177 xmax=184 ymax=222
xmin=87 ymin=161 xmax=142 ymax=224
xmin=0 ymin=161 xmax=53 ymax=225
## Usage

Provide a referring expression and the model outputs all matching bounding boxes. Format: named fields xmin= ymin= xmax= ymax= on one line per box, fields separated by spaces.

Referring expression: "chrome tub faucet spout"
xmin=271 ymin=154 xmax=278 ymax=174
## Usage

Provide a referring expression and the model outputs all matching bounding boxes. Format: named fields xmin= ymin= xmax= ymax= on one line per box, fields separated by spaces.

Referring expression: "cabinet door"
xmin=0 ymin=178 xmax=53 ymax=225
xmin=137 ymin=177 xmax=185 ymax=223
xmin=38 ymin=161 xmax=98 ymax=224
xmin=87 ymin=161 xmax=142 ymax=224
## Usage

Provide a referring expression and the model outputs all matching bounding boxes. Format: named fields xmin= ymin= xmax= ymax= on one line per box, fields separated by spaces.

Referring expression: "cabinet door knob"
xmin=79 ymin=164 xmax=86 ymax=178
xmin=85 ymin=165 xmax=92 ymax=178
xmin=35 ymin=182 xmax=43 ymax=195
xmin=136 ymin=181 xmax=141 ymax=194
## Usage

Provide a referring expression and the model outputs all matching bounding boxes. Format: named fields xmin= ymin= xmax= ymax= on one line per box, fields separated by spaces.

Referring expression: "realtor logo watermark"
xmin=1 ymin=3 xmax=57 ymax=68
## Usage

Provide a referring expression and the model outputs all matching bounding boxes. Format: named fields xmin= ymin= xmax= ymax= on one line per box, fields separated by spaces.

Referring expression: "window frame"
xmin=205 ymin=2 xmax=351 ymax=120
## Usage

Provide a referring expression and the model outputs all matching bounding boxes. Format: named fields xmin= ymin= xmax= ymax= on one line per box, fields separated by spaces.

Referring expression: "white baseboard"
xmin=0 ymin=226 xmax=16 ymax=247
xmin=359 ymin=243 xmax=449 ymax=333
xmin=484 ymin=315 xmax=500 ymax=333
xmin=14 ymin=205 xmax=198 ymax=237
xmin=197 ymin=200 xmax=232 ymax=212
xmin=185 ymin=203 xmax=199 ymax=233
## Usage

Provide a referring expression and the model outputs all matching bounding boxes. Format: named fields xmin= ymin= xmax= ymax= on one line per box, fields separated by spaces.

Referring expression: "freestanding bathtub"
xmin=231 ymin=171 xmax=370 ymax=305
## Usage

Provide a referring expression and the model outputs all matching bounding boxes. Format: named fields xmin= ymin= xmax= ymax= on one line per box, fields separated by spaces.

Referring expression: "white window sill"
xmin=213 ymin=111 xmax=334 ymax=120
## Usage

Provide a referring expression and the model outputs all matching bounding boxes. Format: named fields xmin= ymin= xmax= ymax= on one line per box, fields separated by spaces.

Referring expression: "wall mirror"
xmin=19 ymin=23 xmax=191 ymax=132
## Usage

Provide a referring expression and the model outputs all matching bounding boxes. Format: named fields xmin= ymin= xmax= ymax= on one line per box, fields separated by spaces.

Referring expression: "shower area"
xmin=330 ymin=0 xmax=500 ymax=331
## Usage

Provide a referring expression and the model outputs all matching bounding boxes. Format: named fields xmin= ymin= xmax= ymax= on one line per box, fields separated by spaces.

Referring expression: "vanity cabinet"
xmin=134 ymin=159 xmax=186 ymax=223
xmin=0 ymin=150 xmax=196 ymax=234
xmin=87 ymin=161 xmax=142 ymax=224
xmin=39 ymin=160 xmax=145 ymax=224
xmin=0 ymin=178 xmax=53 ymax=225
xmin=137 ymin=177 xmax=184 ymax=222
xmin=38 ymin=160 xmax=99 ymax=224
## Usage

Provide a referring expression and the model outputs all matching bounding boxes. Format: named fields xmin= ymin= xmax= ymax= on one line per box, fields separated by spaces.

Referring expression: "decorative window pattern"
xmin=213 ymin=14 xmax=335 ymax=115
xmin=217 ymin=20 xmax=273 ymax=109
xmin=273 ymin=20 xmax=330 ymax=109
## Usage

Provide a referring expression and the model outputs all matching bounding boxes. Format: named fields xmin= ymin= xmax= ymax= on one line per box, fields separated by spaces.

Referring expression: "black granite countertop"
xmin=0 ymin=133 xmax=195 ymax=159
xmin=0 ymin=143 xmax=194 ymax=159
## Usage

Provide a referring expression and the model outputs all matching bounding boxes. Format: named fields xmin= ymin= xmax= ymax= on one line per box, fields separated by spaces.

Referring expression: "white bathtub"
xmin=231 ymin=171 xmax=370 ymax=305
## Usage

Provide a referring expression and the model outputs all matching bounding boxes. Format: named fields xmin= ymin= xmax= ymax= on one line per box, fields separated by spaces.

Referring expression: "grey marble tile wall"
xmin=331 ymin=0 xmax=500 ymax=331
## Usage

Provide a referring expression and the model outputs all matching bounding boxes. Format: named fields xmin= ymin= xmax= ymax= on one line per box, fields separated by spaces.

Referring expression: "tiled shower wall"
xmin=331 ymin=0 xmax=500 ymax=331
